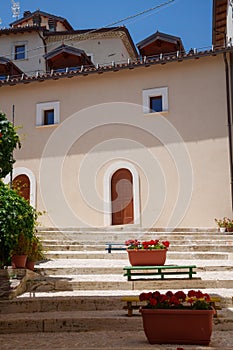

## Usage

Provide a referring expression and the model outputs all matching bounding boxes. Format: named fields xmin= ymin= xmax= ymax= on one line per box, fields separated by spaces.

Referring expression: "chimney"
xmin=48 ymin=17 xmax=57 ymax=32
xmin=33 ymin=13 xmax=41 ymax=26
xmin=24 ymin=11 xmax=31 ymax=17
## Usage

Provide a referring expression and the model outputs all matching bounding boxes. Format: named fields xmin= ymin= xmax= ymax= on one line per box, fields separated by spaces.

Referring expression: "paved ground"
xmin=1 ymin=330 xmax=233 ymax=349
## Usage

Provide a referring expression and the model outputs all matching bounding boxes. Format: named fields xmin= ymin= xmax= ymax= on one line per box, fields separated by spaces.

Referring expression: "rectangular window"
xmin=44 ymin=109 xmax=54 ymax=125
xmin=142 ymin=87 xmax=168 ymax=114
xmin=14 ymin=45 xmax=25 ymax=60
xmin=150 ymin=96 xmax=162 ymax=112
xmin=36 ymin=101 xmax=60 ymax=126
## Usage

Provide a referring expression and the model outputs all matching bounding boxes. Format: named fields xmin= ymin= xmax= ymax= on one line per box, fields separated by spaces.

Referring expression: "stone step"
xmin=42 ymin=244 xmax=233 ymax=252
xmin=24 ymin=273 xmax=233 ymax=292
xmin=0 ymin=308 xmax=232 ymax=334
xmin=1 ymin=293 xmax=232 ymax=314
xmin=36 ymin=264 xmax=233 ymax=276
xmin=37 ymin=231 xmax=233 ymax=243
xmin=43 ymin=250 xmax=233 ymax=260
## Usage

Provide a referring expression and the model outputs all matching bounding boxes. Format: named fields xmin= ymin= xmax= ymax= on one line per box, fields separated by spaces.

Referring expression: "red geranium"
xmin=125 ymin=238 xmax=170 ymax=250
xmin=139 ymin=290 xmax=212 ymax=310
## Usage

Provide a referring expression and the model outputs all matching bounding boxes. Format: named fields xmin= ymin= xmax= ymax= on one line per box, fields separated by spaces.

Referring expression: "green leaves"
xmin=0 ymin=112 xmax=21 ymax=178
xmin=0 ymin=182 xmax=38 ymax=267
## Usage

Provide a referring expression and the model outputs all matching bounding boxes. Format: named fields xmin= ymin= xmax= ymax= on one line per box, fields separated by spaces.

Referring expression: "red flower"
xmin=0 ymin=132 xmax=2 ymax=138
xmin=166 ymin=291 xmax=174 ymax=297
xmin=162 ymin=240 xmax=170 ymax=248
xmin=169 ymin=295 xmax=180 ymax=305
xmin=174 ymin=291 xmax=186 ymax=301
xmin=149 ymin=298 xmax=158 ymax=306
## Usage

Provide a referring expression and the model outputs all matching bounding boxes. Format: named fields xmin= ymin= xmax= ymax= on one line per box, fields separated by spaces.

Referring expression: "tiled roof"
xmin=10 ymin=10 xmax=73 ymax=31
xmin=0 ymin=46 xmax=229 ymax=87
xmin=0 ymin=25 xmax=46 ymax=35
xmin=137 ymin=31 xmax=184 ymax=51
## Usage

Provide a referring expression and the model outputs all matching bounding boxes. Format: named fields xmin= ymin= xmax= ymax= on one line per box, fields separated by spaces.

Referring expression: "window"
xmin=142 ymin=87 xmax=168 ymax=114
xmin=14 ymin=45 xmax=25 ymax=60
xmin=44 ymin=109 xmax=54 ymax=125
xmin=36 ymin=101 xmax=60 ymax=126
xmin=150 ymin=96 xmax=162 ymax=112
xmin=12 ymin=41 xmax=28 ymax=60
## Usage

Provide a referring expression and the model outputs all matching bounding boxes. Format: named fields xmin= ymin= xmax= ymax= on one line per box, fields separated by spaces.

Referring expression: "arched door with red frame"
xmin=111 ymin=168 xmax=134 ymax=225
xmin=12 ymin=174 xmax=30 ymax=202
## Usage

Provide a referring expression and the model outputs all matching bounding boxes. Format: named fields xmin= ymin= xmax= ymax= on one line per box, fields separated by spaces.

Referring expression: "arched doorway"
xmin=111 ymin=168 xmax=134 ymax=225
xmin=12 ymin=174 xmax=30 ymax=202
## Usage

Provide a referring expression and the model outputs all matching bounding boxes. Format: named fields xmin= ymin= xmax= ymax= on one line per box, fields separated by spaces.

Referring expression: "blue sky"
xmin=0 ymin=0 xmax=212 ymax=51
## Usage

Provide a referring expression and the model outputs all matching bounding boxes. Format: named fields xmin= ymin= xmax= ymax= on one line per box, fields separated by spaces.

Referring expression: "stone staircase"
xmin=0 ymin=227 xmax=233 ymax=349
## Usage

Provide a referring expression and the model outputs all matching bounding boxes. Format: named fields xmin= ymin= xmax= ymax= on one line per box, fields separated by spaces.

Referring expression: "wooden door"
xmin=111 ymin=168 xmax=134 ymax=225
xmin=13 ymin=174 xmax=30 ymax=202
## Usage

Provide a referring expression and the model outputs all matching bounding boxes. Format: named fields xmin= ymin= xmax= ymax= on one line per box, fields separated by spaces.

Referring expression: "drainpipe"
xmin=38 ymin=29 xmax=48 ymax=72
xmin=223 ymin=51 xmax=233 ymax=211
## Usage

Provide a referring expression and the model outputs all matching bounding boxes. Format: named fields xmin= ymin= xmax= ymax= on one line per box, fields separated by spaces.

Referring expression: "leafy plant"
xmin=10 ymin=233 xmax=31 ymax=256
xmin=27 ymin=235 xmax=45 ymax=262
xmin=215 ymin=217 xmax=233 ymax=229
xmin=139 ymin=290 xmax=212 ymax=310
xmin=0 ymin=111 xmax=21 ymax=178
xmin=125 ymin=239 xmax=170 ymax=250
xmin=0 ymin=181 xmax=40 ymax=267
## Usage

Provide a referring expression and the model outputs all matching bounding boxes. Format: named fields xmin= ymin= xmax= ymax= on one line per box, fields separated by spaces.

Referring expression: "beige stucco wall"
xmin=46 ymin=36 xmax=134 ymax=65
xmin=0 ymin=31 xmax=45 ymax=74
xmin=0 ymin=54 xmax=231 ymax=228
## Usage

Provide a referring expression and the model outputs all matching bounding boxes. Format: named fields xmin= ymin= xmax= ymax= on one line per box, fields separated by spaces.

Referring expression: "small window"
xmin=150 ymin=96 xmax=162 ymax=112
xmin=44 ymin=109 xmax=54 ymax=125
xmin=14 ymin=45 xmax=25 ymax=60
xmin=36 ymin=101 xmax=60 ymax=126
xmin=142 ymin=87 xmax=168 ymax=114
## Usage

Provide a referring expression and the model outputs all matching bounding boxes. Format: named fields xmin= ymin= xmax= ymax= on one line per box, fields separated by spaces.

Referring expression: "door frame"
xmin=4 ymin=167 xmax=36 ymax=207
xmin=103 ymin=161 xmax=140 ymax=226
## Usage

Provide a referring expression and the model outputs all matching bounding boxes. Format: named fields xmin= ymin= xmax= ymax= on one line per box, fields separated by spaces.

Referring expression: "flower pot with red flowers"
xmin=139 ymin=289 xmax=215 ymax=345
xmin=125 ymin=239 xmax=170 ymax=266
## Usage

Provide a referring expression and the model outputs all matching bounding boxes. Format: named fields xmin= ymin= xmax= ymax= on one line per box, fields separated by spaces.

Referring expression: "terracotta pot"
xmin=127 ymin=249 xmax=167 ymax=266
xmin=26 ymin=260 xmax=35 ymax=271
xmin=11 ymin=255 xmax=27 ymax=268
xmin=227 ymin=227 xmax=233 ymax=232
xmin=140 ymin=308 xmax=215 ymax=345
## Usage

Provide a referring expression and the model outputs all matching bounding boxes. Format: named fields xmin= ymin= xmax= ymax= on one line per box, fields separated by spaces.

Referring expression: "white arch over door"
xmin=4 ymin=167 xmax=36 ymax=207
xmin=103 ymin=161 xmax=140 ymax=226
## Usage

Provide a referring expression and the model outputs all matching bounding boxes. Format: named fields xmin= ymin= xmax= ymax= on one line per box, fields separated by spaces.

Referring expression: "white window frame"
xmin=12 ymin=41 xmax=28 ymax=60
xmin=36 ymin=101 xmax=60 ymax=126
xmin=142 ymin=87 xmax=168 ymax=114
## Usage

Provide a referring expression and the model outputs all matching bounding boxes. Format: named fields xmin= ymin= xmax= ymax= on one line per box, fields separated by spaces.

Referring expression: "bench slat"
xmin=123 ymin=265 xmax=196 ymax=281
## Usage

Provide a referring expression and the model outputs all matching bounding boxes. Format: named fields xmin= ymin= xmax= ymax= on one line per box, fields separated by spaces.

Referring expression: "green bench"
xmin=123 ymin=265 xmax=197 ymax=281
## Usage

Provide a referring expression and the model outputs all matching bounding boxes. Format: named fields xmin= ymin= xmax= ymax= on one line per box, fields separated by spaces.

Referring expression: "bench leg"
xmin=127 ymin=302 xmax=133 ymax=317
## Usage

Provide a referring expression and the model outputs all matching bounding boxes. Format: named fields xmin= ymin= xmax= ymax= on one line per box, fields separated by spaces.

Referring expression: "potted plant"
xmin=225 ymin=218 xmax=233 ymax=232
xmin=26 ymin=235 xmax=45 ymax=270
xmin=139 ymin=289 xmax=215 ymax=345
xmin=214 ymin=217 xmax=228 ymax=232
xmin=10 ymin=233 xmax=31 ymax=268
xmin=125 ymin=239 xmax=170 ymax=266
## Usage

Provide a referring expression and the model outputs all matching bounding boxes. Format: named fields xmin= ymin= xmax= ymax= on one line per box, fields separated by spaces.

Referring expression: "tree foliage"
xmin=0 ymin=111 xmax=21 ymax=178
xmin=0 ymin=181 xmax=39 ymax=267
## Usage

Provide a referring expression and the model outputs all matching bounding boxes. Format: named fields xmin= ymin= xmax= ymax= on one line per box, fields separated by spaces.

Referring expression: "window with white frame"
xmin=36 ymin=101 xmax=60 ymax=126
xmin=142 ymin=87 xmax=168 ymax=114
xmin=12 ymin=41 xmax=28 ymax=60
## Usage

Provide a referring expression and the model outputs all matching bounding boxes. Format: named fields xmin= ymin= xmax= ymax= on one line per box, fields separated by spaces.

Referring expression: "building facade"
xmin=0 ymin=5 xmax=232 ymax=228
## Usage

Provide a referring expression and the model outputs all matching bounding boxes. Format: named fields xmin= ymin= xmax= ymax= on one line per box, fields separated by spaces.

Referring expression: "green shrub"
xmin=0 ymin=111 xmax=21 ymax=179
xmin=0 ymin=182 xmax=39 ymax=267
